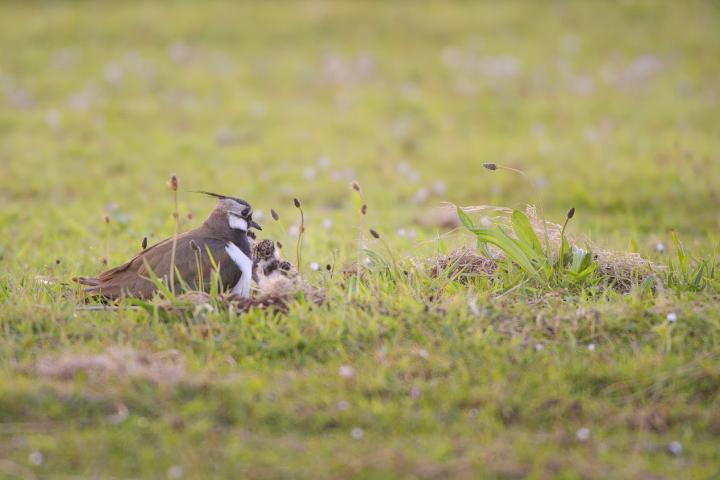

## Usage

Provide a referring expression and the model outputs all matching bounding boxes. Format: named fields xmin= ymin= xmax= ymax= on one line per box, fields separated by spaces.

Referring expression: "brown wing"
xmin=77 ymin=232 xmax=241 ymax=299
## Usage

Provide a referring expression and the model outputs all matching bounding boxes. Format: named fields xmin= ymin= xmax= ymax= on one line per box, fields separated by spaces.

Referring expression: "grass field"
xmin=1 ymin=1 xmax=720 ymax=478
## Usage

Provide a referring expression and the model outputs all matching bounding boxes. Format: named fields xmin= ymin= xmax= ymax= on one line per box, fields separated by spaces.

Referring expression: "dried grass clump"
xmin=35 ymin=347 xmax=186 ymax=385
xmin=430 ymin=247 xmax=496 ymax=280
xmin=154 ymin=274 xmax=325 ymax=315
xmin=593 ymin=250 xmax=659 ymax=293
xmin=231 ymin=275 xmax=325 ymax=313
xmin=341 ymin=261 xmax=369 ymax=280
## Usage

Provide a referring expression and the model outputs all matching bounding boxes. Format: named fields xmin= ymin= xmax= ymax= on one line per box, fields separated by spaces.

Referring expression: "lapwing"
xmin=74 ymin=192 xmax=261 ymax=300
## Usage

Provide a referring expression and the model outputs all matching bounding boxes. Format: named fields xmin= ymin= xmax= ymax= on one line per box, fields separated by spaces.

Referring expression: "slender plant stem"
xmin=296 ymin=205 xmax=304 ymax=275
xmin=194 ymin=250 xmax=204 ymax=292
xmin=104 ymin=218 xmax=110 ymax=266
xmin=557 ymin=214 xmax=573 ymax=281
xmin=169 ymin=189 xmax=178 ymax=295
xmin=355 ymin=190 xmax=366 ymax=279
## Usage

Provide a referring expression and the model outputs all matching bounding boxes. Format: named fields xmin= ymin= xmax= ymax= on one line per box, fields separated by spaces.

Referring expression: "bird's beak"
xmin=249 ymin=219 xmax=262 ymax=230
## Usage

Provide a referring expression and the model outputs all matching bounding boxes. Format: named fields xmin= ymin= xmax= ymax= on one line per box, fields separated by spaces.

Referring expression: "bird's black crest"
xmin=191 ymin=190 xmax=250 ymax=207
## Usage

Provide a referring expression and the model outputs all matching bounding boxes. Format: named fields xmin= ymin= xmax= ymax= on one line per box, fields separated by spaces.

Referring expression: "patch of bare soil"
xmin=35 ymin=347 xmax=186 ymax=385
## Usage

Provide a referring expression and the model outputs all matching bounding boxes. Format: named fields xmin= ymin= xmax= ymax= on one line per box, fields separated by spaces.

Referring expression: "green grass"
xmin=1 ymin=1 xmax=720 ymax=478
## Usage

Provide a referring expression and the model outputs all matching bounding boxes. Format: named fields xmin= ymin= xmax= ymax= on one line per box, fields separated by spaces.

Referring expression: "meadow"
xmin=1 ymin=1 xmax=719 ymax=478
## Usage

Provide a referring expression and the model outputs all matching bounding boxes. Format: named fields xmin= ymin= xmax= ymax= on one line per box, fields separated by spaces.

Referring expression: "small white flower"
xmin=339 ymin=365 xmax=355 ymax=379
xmin=576 ymin=427 xmax=591 ymax=441
xmin=104 ymin=62 xmax=124 ymax=85
xmin=351 ymin=427 xmax=364 ymax=440
xmin=656 ymin=242 xmax=665 ymax=254
xmin=588 ymin=343 xmax=596 ymax=352
xmin=667 ymin=312 xmax=677 ymax=324
xmin=397 ymin=228 xmax=406 ymax=237
xmin=45 ymin=109 xmax=61 ymax=128
xmin=303 ymin=167 xmax=317 ymax=180
xmin=533 ymin=176 xmax=549 ymax=189
xmin=397 ymin=161 xmax=411 ymax=174
xmin=310 ymin=262 xmax=320 ymax=271
xmin=167 ymin=465 xmax=184 ymax=479
xmin=413 ymin=188 xmax=429 ymax=203
xmin=431 ymin=181 xmax=446 ymax=195
xmin=249 ymin=102 xmax=267 ymax=117
xmin=668 ymin=441 xmax=683 ymax=456
xmin=288 ymin=225 xmax=300 ymax=237
xmin=317 ymin=156 xmax=331 ymax=169
xmin=337 ymin=400 xmax=349 ymax=410
xmin=534 ymin=343 xmax=544 ymax=352
xmin=28 ymin=451 xmax=44 ymax=466
xmin=323 ymin=218 xmax=333 ymax=230
xmin=418 ymin=349 xmax=429 ymax=359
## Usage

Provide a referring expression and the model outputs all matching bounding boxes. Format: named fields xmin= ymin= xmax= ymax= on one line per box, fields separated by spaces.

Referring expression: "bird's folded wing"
xmin=79 ymin=235 xmax=241 ymax=298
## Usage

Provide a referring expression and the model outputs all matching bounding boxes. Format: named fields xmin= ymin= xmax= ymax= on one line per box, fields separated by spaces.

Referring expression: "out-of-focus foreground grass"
xmin=0 ymin=1 xmax=719 ymax=478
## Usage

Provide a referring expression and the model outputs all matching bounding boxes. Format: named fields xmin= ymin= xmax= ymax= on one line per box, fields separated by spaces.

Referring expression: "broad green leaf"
xmin=473 ymin=226 xmax=540 ymax=278
xmin=511 ymin=210 xmax=543 ymax=256
xmin=456 ymin=207 xmax=476 ymax=231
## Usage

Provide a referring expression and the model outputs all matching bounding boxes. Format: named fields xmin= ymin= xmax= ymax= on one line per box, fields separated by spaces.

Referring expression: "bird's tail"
xmin=73 ymin=276 xmax=101 ymax=287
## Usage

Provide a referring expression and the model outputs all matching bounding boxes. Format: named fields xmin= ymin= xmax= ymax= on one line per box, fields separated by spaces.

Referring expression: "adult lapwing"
xmin=74 ymin=192 xmax=261 ymax=299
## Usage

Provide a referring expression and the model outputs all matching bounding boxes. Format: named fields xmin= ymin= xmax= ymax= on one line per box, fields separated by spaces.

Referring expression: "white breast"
xmin=225 ymin=241 xmax=253 ymax=297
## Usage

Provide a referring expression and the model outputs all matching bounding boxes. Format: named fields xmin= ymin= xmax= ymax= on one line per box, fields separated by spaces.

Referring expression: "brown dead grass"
xmin=593 ymin=250 xmax=659 ymax=293
xmin=155 ymin=279 xmax=325 ymax=315
xmin=35 ymin=347 xmax=186 ymax=385
xmin=232 ymin=276 xmax=326 ymax=313
xmin=429 ymin=247 xmax=497 ymax=280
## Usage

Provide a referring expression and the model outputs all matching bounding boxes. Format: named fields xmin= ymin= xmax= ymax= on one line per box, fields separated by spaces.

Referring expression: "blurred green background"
xmin=1 ymin=0 xmax=718 ymax=273
xmin=1 ymin=2 xmax=720 ymax=478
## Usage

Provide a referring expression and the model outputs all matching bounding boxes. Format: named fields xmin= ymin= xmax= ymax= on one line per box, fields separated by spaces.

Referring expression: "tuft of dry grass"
xmin=593 ymin=250 xmax=659 ymax=293
xmin=231 ymin=276 xmax=325 ymax=313
xmin=341 ymin=261 xmax=368 ymax=280
xmin=430 ymin=247 xmax=497 ymax=280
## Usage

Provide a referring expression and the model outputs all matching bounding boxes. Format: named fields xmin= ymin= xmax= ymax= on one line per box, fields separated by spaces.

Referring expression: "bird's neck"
xmin=203 ymin=207 xmax=251 ymax=255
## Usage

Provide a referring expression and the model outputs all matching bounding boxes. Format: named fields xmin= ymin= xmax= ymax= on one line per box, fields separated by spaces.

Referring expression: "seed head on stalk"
xmin=167 ymin=174 xmax=179 ymax=295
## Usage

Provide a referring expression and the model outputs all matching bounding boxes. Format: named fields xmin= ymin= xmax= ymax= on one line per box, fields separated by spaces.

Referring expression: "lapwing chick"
xmin=252 ymin=239 xmax=298 ymax=279
xmin=252 ymin=239 xmax=280 ymax=279
xmin=277 ymin=260 xmax=296 ymax=277
xmin=74 ymin=192 xmax=262 ymax=300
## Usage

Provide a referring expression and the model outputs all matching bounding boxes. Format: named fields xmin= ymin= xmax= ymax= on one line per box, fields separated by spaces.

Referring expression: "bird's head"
xmin=194 ymin=191 xmax=262 ymax=232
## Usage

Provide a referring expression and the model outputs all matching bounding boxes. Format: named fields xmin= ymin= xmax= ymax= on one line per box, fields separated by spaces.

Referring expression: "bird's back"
xmin=75 ymin=226 xmax=242 ymax=299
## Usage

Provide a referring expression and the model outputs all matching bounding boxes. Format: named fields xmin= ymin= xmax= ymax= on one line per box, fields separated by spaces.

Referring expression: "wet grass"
xmin=1 ymin=1 xmax=720 ymax=478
